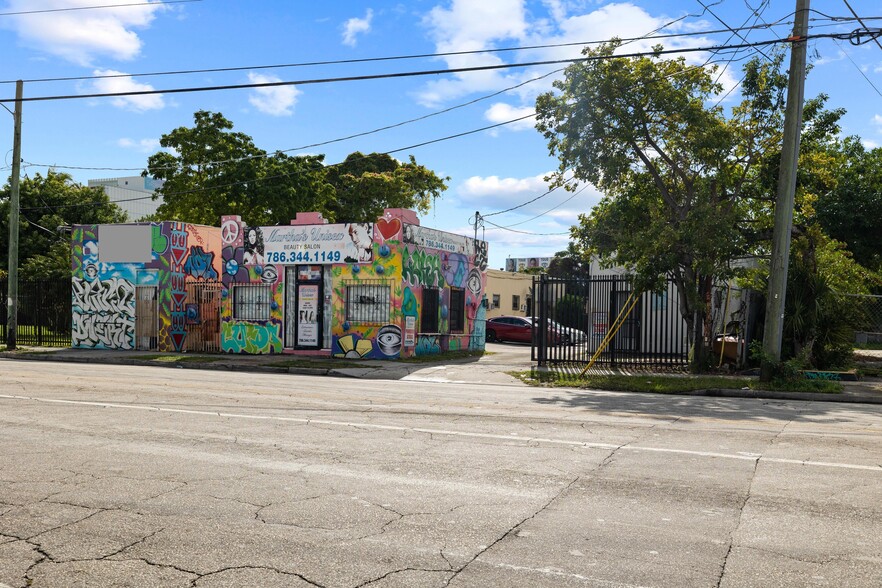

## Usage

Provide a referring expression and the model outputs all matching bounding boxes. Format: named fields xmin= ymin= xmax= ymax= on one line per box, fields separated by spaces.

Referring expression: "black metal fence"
xmin=532 ymin=274 xmax=689 ymax=368
xmin=0 ymin=278 xmax=72 ymax=347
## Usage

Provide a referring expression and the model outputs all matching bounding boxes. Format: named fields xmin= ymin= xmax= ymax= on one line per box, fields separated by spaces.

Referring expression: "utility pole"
xmin=761 ymin=0 xmax=809 ymax=381
xmin=5 ymin=80 xmax=23 ymax=350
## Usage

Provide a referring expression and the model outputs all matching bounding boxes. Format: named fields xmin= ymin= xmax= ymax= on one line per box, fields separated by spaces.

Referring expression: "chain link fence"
xmin=843 ymin=293 xmax=882 ymax=344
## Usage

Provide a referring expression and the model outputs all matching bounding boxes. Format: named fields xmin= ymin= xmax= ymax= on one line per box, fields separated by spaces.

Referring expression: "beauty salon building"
xmin=71 ymin=208 xmax=488 ymax=359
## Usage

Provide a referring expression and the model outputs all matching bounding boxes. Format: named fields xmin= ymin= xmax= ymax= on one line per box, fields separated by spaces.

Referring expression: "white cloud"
xmin=247 ymin=72 xmax=301 ymax=117
xmin=457 ymin=170 xmax=599 ymax=216
xmin=416 ymin=2 xmax=736 ymax=108
xmin=872 ymin=114 xmax=882 ymax=130
xmin=861 ymin=138 xmax=880 ymax=149
xmin=117 ymin=137 xmax=161 ymax=153
xmin=342 ymin=8 xmax=373 ymax=47
xmin=1 ymin=0 xmax=166 ymax=66
xmin=813 ymin=50 xmax=846 ymax=66
xmin=484 ymin=102 xmax=537 ymax=131
xmin=91 ymin=70 xmax=165 ymax=111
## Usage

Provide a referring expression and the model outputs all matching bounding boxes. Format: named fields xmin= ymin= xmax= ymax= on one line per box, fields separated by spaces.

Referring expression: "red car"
xmin=486 ymin=316 xmax=564 ymax=344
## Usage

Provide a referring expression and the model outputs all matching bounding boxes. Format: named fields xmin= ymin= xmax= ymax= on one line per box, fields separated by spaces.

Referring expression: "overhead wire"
xmin=0 ymin=34 xmax=846 ymax=104
xmin=0 ymin=19 xmax=800 ymax=86
xmin=0 ymin=0 xmax=200 ymax=17
xmin=19 ymin=113 xmax=537 ymax=212
xmin=841 ymin=0 xmax=882 ymax=52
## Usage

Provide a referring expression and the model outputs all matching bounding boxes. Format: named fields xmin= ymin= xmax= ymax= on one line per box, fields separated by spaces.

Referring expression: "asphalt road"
xmin=1 ymin=359 xmax=881 ymax=588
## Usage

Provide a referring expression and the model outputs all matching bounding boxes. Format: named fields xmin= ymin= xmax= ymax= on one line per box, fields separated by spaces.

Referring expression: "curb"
xmin=3 ymin=351 xmax=881 ymax=405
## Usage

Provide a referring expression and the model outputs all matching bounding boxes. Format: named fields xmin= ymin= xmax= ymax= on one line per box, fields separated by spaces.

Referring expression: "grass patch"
xmin=514 ymin=371 xmax=842 ymax=394
xmin=133 ymin=354 xmax=223 ymax=364
xmin=398 ymin=350 xmax=488 ymax=364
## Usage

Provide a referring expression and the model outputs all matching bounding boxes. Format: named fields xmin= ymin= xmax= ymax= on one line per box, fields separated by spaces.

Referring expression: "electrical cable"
xmin=695 ymin=0 xmax=774 ymax=61
xmin=0 ymin=0 xmax=200 ymax=17
xmin=0 ymin=19 xmax=800 ymax=86
xmin=23 ymin=67 xmax=563 ymax=173
xmin=19 ymin=113 xmax=537 ymax=212
xmin=0 ymin=35 xmax=841 ymax=104
xmin=482 ymin=217 xmax=570 ymax=236
xmin=841 ymin=0 xmax=882 ymax=52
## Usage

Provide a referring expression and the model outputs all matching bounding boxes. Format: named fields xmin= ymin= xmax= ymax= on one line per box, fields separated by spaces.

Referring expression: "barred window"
xmin=492 ymin=294 xmax=500 ymax=309
xmin=233 ymin=284 xmax=272 ymax=321
xmin=421 ymin=288 xmax=439 ymax=333
xmin=346 ymin=282 xmax=390 ymax=324
xmin=512 ymin=294 xmax=521 ymax=311
xmin=449 ymin=288 xmax=465 ymax=333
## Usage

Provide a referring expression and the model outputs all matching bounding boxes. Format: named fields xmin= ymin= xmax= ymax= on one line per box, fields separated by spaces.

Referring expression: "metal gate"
xmin=532 ymin=274 xmax=689 ymax=368
xmin=185 ymin=282 xmax=222 ymax=353
xmin=135 ymin=286 xmax=158 ymax=351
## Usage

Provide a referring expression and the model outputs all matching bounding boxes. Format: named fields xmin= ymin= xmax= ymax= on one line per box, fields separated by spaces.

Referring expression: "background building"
xmin=484 ymin=269 xmax=533 ymax=318
xmin=88 ymin=176 xmax=165 ymax=221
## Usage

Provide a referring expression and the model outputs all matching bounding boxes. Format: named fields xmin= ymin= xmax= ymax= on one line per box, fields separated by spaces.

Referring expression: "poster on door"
xmin=297 ymin=284 xmax=320 ymax=346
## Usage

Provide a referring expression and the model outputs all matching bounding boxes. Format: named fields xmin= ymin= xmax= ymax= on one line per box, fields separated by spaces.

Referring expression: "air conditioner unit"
xmin=520 ymin=304 xmax=526 ymax=312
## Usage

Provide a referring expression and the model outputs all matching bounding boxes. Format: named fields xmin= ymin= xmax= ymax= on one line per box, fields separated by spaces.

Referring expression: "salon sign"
xmin=261 ymin=223 xmax=375 ymax=264
xmin=403 ymin=224 xmax=477 ymax=254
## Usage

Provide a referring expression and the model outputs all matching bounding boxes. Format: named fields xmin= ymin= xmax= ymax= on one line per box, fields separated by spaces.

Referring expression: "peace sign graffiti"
xmin=221 ymin=219 xmax=239 ymax=245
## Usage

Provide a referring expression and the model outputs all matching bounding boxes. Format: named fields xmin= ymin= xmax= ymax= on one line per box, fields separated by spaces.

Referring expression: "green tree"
xmin=547 ymin=242 xmax=591 ymax=280
xmin=815 ymin=137 xmax=882 ymax=273
xmin=146 ymin=113 xmax=448 ymax=226
xmin=0 ymin=171 xmax=127 ymax=279
xmin=146 ymin=111 xmax=336 ymax=226
xmin=535 ymin=45 xmax=844 ymax=371
xmin=325 ymin=152 xmax=448 ymax=222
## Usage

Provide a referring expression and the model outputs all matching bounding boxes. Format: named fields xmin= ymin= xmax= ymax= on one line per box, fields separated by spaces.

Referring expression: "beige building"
xmin=485 ymin=269 xmax=533 ymax=318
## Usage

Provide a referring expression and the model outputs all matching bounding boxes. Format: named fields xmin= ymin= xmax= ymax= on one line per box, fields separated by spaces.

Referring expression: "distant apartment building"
xmin=88 ymin=176 xmax=164 ymax=221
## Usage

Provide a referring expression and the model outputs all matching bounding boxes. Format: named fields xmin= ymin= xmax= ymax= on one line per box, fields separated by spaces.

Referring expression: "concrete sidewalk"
xmin=2 ymin=343 xmax=882 ymax=404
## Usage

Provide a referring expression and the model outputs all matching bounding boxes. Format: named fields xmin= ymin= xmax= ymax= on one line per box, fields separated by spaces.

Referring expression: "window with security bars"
xmin=421 ymin=288 xmax=439 ymax=333
xmin=449 ymin=288 xmax=465 ymax=333
xmin=512 ymin=294 xmax=521 ymax=311
xmin=346 ymin=282 xmax=390 ymax=324
xmin=492 ymin=294 xmax=500 ymax=308
xmin=232 ymin=284 xmax=272 ymax=321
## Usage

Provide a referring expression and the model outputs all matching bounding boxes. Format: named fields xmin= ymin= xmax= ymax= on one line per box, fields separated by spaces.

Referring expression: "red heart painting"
xmin=376 ymin=218 xmax=401 ymax=241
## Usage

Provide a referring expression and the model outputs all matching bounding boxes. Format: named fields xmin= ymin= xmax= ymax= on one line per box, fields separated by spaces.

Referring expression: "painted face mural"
xmin=376 ymin=325 xmax=402 ymax=356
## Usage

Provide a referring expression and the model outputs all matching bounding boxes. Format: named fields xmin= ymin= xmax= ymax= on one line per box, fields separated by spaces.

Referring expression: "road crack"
xmin=442 ymin=476 xmax=580 ymax=586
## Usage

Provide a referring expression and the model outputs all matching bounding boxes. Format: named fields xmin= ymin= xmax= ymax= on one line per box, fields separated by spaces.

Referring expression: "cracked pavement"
xmin=1 ymin=358 xmax=882 ymax=587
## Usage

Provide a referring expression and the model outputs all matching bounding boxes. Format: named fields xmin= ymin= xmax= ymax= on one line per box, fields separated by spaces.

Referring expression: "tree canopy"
xmin=146 ymin=111 xmax=447 ymax=226
xmin=534 ymin=43 xmax=851 ymax=369
xmin=0 ymin=171 xmax=127 ymax=279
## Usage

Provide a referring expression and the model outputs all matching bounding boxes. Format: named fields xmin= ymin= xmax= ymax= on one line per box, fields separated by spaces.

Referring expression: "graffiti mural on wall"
xmin=71 ymin=222 xmax=223 ymax=352
xmin=72 ymin=277 xmax=136 ymax=349
xmin=402 ymin=247 xmax=443 ymax=287
xmin=415 ymin=334 xmax=441 ymax=356
xmin=469 ymin=302 xmax=487 ymax=351
xmin=222 ymin=322 xmax=283 ymax=354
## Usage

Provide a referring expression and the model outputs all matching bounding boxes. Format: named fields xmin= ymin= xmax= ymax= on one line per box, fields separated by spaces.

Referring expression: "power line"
xmin=696 ymin=0 xmax=774 ymax=61
xmin=0 ymin=20 xmax=799 ymax=86
xmin=26 ymin=52 xmax=751 ymax=175
xmin=495 ymin=184 xmax=592 ymax=228
xmin=0 ymin=0 xmax=201 ymax=17
xmin=483 ymin=217 xmax=570 ymax=236
xmin=24 ymin=68 xmax=564 ymax=173
xmin=0 ymin=35 xmax=838 ymax=104
xmin=832 ymin=38 xmax=882 ymax=99
xmin=19 ymin=113 xmax=538 ymax=212
xmin=841 ymin=0 xmax=882 ymax=52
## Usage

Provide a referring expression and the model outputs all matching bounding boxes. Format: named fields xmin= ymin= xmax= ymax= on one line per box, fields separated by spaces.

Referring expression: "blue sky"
xmin=1 ymin=0 xmax=881 ymax=271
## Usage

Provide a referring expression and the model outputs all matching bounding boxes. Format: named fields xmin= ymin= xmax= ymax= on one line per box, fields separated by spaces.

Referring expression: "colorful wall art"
xmin=76 ymin=209 xmax=488 ymax=360
xmin=70 ymin=222 xmax=222 ymax=351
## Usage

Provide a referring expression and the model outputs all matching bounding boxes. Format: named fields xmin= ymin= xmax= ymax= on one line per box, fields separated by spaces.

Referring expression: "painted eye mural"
xmin=376 ymin=324 xmax=402 ymax=356
xmin=261 ymin=264 xmax=278 ymax=284
xmin=467 ymin=268 xmax=482 ymax=297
